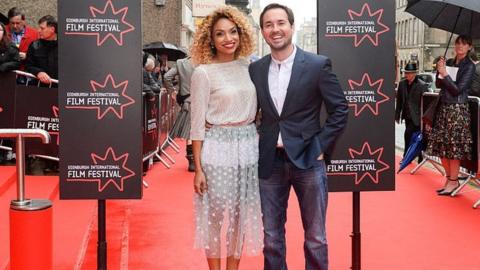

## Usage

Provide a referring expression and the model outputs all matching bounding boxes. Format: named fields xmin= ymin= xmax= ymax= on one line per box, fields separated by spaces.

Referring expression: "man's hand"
xmin=37 ymin=72 xmax=51 ymax=84
xmin=317 ymin=153 xmax=324 ymax=160
xmin=194 ymin=170 xmax=208 ymax=195
xmin=19 ymin=52 xmax=26 ymax=60
xmin=205 ymin=121 xmax=213 ymax=131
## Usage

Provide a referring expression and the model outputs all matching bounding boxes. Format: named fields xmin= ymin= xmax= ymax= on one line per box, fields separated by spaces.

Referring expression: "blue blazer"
xmin=249 ymin=47 xmax=349 ymax=179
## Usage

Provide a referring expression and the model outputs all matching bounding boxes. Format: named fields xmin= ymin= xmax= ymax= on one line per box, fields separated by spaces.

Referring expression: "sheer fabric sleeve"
xmin=190 ymin=67 xmax=210 ymax=140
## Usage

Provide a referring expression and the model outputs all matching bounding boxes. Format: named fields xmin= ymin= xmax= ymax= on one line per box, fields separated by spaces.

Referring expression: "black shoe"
xmin=437 ymin=189 xmax=453 ymax=196
xmin=437 ymin=180 xmax=459 ymax=196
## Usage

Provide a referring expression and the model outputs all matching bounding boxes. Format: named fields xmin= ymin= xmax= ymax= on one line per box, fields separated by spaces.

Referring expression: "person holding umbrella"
xmin=426 ymin=35 xmax=475 ymax=195
xmin=395 ymin=61 xmax=428 ymax=163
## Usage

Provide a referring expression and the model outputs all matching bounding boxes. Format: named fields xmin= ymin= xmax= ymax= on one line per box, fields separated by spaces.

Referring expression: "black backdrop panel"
xmin=59 ymin=0 xmax=143 ymax=199
xmin=318 ymin=0 xmax=396 ymax=191
xmin=0 ymin=73 xmax=17 ymax=128
xmin=14 ymin=86 xmax=59 ymax=156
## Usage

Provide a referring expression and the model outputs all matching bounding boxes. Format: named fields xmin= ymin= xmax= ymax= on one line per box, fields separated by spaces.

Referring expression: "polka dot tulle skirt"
xmin=194 ymin=124 xmax=263 ymax=259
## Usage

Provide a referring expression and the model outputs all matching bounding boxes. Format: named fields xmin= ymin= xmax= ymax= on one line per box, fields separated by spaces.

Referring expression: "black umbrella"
xmin=143 ymin=41 xmax=187 ymax=61
xmin=406 ymin=0 xmax=480 ymax=56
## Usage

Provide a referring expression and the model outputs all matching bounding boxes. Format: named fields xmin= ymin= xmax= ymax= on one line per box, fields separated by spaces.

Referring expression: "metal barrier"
xmin=14 ymin=70 xmax=59 ymax=88
xmin=414 ymin=93 xmax=480 ymax=207
xmin=2 ymin=71 xmax=180 ymax=174
xmin=0 ymin=129 xmax=53 ymax=270
xmin=154 ymin=88 xmax=173 ymax=169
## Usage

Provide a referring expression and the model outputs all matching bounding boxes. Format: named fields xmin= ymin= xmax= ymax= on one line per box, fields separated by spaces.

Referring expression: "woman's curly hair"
xmin=191 ymin=5 xmax=255 ymax=65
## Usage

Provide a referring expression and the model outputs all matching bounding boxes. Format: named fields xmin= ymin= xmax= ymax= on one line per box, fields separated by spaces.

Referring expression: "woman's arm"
xmin=190 ymin=67 xmax=210 ymax=195
xmin=192 ymin=140 xmax=207 ymax=195
xmin=438 ymin=59 xmax=475 ymax=96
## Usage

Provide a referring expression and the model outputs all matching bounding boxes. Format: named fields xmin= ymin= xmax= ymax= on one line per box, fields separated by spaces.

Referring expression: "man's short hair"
xmin=7 ymin=7 xmax=25 ymax=20
xmin=38 ymin=15 xmax=57 ymax=34
xmin=259 ymin=3 xmax=295 ymax=29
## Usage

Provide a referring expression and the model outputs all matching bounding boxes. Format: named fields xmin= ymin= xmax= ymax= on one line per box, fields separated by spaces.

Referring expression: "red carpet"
xmin=1 ymin=144 xmax=480 ymax=269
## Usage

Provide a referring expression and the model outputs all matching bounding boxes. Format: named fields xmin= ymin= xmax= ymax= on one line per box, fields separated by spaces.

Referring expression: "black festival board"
xmin=0 ymin=73 xmax=16 ymax=129
xmin=59 ymin=0 xmax=142 ymax=199
xmin=14 ymin=85 xmax=59 ymax=156
xmin=318 ymin=0 xmax=395 ymax=192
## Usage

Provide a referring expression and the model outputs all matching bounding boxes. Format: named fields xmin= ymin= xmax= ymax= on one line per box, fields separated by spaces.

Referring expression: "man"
xmin=25 ymin=15 xmax=58 ymax=175
xmin=25 ymin=15 xmax=58 ymax=86
xmin=6 ymin=7 xmax=39 ymax=62
xmin=164 ymin=57 xmax=195 ymax=171
xmin=395 ymin=61 xmax=428 ymax=162
xmin=249 ymin=4 xmax=348 ymax=270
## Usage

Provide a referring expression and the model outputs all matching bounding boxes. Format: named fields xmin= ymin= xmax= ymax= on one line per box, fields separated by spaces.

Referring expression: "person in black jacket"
xmin=0 ymin=22 xmax=20 ymax=72
xmin=25 ymin=15 xmax=57 ymax=86
xmin=395 ymin=61 xmax=428 ymax=162
xmin=427 ymin=35 xmax=475 ymax=195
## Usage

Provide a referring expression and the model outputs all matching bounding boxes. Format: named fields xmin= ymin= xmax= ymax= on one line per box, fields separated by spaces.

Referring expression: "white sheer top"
xmin=190 ymin=59 xmax=257 ymax=140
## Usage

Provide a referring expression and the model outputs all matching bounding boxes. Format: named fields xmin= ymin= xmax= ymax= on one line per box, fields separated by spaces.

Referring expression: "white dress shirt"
xmin=268 ymin=45 xmax=297 ymax=147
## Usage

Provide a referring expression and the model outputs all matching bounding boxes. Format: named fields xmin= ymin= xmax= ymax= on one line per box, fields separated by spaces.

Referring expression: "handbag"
xmin=422 ymin=95 xmax=440 ymax=127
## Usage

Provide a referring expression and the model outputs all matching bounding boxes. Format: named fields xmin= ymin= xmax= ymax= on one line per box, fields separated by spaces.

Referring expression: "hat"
xmin=403 ymin=62 xmax=418 ymax=73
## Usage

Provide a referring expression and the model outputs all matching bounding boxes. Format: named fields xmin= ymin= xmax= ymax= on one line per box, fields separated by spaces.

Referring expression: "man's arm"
xmin=25 ymin=42 xmax=44 ymax=76
xmin=164 ymin=65 xmax=178 ymax=94
xmin=25 ymin=42 xmax=52 ymax=84
xmin=317 ymin=58 xmax=349 ymax=157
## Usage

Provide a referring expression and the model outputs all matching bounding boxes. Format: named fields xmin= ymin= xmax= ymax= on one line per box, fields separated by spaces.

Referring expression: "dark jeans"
xmin=404 ymin=119 xmax=423 ymax=162
xmin=259 ymin=148 xmax=329 ymax=270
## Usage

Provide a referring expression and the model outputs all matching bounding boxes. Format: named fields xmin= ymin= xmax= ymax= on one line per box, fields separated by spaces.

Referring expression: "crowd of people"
xmin=0 ymin=7 xmax=58 ymax=172
xmin=0 ymin=7 xmax=58 ymax=85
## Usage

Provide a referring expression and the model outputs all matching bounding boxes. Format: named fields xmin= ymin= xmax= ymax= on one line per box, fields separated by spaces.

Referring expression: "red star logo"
xmin=328 ymin=142 xmax=390 ymax=185
xmin=65 ymin=74 xmax=135 ymax=120
xmin=49 ymin=106 xmax=60 ymax=145
xmin=347 ymin=73 xmax=389 ymax=116
xmin=348 ymin=143 xmax=389 ymax=185
xmin=66 ymin=147 xmax=135 ymax=192
xmin=65 ymin=0 xmax=135 ymax=46
xmin=90 ymin=147 xmax=135 ymax=192
xmin=325 ymin=3 xmax=390 ymax=47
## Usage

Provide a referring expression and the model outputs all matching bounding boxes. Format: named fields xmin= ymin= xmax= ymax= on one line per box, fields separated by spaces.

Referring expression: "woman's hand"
xmin=437 ymin=57 xmax=448 ymax=77
xmin=194 ymin=170 xmax=208 ymax=195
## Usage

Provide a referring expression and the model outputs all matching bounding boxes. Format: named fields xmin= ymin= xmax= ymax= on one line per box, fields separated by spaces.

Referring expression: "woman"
xmin=427 ymin=35 xmax=475 ymax=195
xmin=190 ymin=6 xmax=263 ymax=270
xmin=164 ymin=57 xmax=196 ymax=171
xmin=0 ymin=22 xmax=20 ymax=72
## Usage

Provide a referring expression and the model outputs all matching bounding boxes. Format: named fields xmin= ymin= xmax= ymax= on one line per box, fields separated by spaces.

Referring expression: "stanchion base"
xmin=10 ymin=202 xmax=52 ymax=270
xmin=11 ymin=199 xmax=51 ymax=211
